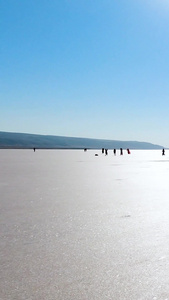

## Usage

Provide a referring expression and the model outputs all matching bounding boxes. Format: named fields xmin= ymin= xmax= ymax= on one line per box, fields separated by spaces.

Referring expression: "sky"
xmin=1 ymin=0 xmax=169 ymax=147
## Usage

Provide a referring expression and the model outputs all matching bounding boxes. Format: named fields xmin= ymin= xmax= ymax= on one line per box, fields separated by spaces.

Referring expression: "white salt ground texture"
xmin=1 ymin=149 xmax=169 ymax=300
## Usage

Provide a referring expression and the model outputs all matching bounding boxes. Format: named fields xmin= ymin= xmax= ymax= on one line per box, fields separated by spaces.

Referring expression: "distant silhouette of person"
xmin=127 ymin=149 xmax=131 ymax=154
xmin=33 ymin=148 xmax=36 ymax=152
xmin=102 ymin=148 xmax=104 ymax=154
xmin=120 ymin=148 xmax=123 ymax=155
xmin=113 ymin=149 xmax=116 ymax=155
xmin=84 ymin=148 xmax=87 ymax=152
xmin=105 ymin=149 xmax=108 ymax=156
xmin=162 ymin=148 xmax=165 ymax=156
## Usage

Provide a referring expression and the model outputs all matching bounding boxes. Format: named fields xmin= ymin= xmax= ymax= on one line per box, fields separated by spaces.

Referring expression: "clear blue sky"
xmin=1 ymin=0 xmax=169 ymax=146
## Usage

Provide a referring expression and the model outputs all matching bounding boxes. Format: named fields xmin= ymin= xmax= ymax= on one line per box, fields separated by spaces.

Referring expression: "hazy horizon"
xmin=0 ymin=130 xmax=165 ymax=148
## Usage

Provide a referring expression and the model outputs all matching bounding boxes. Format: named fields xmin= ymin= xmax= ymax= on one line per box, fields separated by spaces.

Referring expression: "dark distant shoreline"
xmin=0 ymin=131 xmax=164 ymax=150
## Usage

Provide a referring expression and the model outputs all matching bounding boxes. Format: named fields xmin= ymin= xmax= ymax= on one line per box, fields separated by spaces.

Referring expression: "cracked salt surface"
xmin=1 ymin=149 xmax=169 ymax=300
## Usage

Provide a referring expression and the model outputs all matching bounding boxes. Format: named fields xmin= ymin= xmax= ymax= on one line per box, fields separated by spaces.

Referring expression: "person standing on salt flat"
xmin=120 ymin=148 xmax=123 ymax=155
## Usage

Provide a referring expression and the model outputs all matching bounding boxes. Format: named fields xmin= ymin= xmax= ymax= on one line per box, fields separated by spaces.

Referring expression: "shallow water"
xmin=1 ymin=149 xmax=169 ymax=300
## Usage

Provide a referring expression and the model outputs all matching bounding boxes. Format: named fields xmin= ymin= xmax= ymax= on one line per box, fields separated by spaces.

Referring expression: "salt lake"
xmin=1 ymin=149 xmax=169 ymax=300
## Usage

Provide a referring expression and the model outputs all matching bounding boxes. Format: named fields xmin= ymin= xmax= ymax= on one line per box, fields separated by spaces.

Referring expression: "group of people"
xmin=101 ymin=148 xmax=130 ymax=156
xmin=102 ymin=148 xmax=165 ymax=156
xmin=33 ymin=147 xmax=166 ymax=156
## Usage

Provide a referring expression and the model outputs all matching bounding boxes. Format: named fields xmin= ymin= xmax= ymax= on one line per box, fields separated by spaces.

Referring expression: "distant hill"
xmin=0 ymin=131 xmax=164 ymax=149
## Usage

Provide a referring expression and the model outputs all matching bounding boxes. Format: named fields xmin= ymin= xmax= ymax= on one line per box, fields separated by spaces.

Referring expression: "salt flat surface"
xmin=1 ymin=149 xmax=169 ymax=300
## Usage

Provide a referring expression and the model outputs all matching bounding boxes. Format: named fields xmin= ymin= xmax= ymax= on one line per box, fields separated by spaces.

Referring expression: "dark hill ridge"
xmin=0 ymin=131 xmax=163 ymax=149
